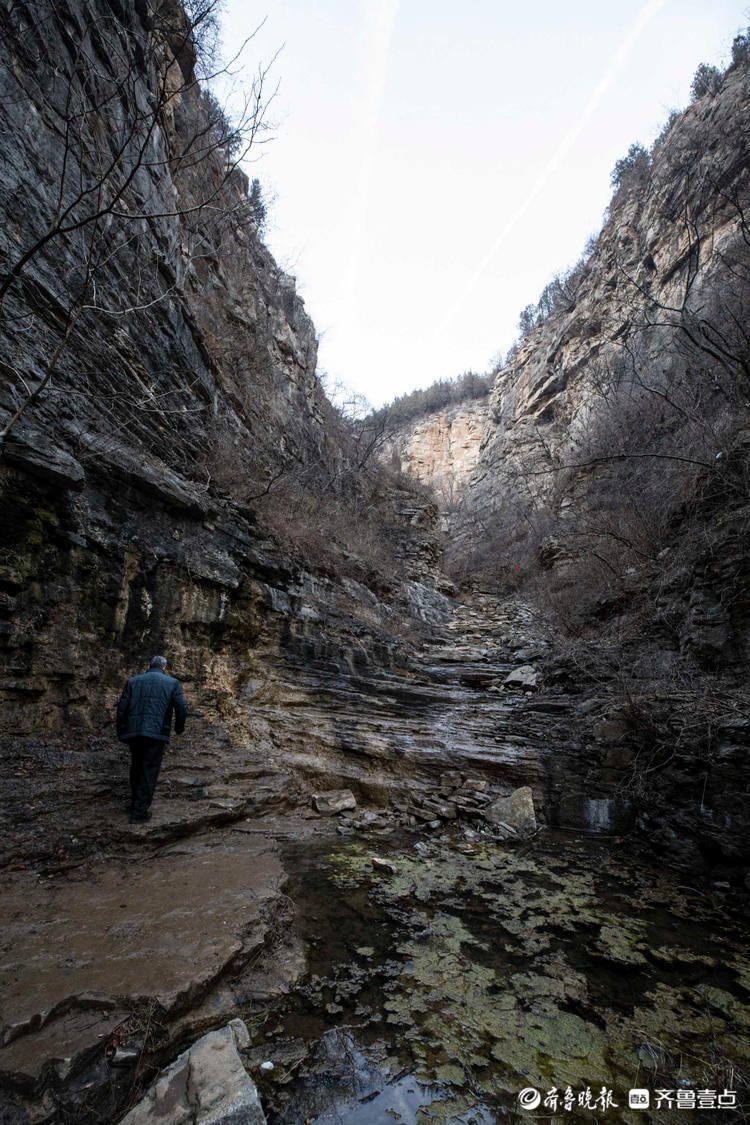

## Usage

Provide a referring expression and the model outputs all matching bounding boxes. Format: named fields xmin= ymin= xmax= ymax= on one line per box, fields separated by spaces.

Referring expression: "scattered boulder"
xmin=311 ymin=789 xmax=357 ymax=815
xmin=120 ymin=1019 xmax=265 ymax=1125
xmin=484 ymin=786 xmax=537 ymax=837
xmin=421 ymin=798 xmax=457 ymax=820
xmin=322 ymin=775 xmax=540 ymax=841
xmin=462 ymin=778 xmax=488 ymax=793
xmin=398 ymin=774 xmax=503 ymax=831
xmin=372 ymin=856 xmax=398 ymax=875
xmin=503 ymin=665 xmax=540 ymax=691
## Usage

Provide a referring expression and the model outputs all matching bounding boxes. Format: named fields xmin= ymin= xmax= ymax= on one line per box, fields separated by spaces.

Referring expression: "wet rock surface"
xmin=121 ymin=1019 xmax=265 ymax=1125
xmin=0 ymin=837 xmax=282 ymax=1051
xmin=0 ymin=586 xmax=749 ymax=1123
xmin=0 ymin=4 xmax=748 ymax=1120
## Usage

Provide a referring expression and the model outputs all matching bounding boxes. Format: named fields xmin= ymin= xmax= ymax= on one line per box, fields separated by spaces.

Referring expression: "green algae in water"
xmin=591 ymin=921 xmax=650 ymax=965
xmin=272 ymin=834 xmax=750 ymax=1123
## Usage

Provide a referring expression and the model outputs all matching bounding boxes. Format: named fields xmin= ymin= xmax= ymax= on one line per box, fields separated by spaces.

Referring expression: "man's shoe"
xmin=129 ymin=811 xmax=152 ymax=824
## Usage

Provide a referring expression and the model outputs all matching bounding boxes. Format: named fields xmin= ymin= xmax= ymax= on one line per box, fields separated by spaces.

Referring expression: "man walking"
xmin=116 ymin=656 xmax=188 ymax=823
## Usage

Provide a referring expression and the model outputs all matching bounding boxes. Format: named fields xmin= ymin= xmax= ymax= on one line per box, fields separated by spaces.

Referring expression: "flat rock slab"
xmin=121 ymin=1019 xmax=266 ymax=1125
xmin=0 ymin=838 xmax=283 ymax=1080
xmin=311 ymin=789 xmax=357 ymax=815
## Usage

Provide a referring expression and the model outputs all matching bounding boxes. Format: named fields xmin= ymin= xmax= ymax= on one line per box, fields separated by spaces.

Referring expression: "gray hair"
xmin=149 ymin=655 xmax=168 ymax=669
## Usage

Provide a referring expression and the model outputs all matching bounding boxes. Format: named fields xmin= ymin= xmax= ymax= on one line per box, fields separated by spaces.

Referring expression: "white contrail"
xmin=336 ymin=0 xmax=399 ymax=323
xmin=443 ymin=0 xmax=669 ymax=332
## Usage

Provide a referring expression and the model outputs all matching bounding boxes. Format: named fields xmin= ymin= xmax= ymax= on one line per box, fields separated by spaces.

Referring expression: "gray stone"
xmin=484 ymin=786 xmax=537 ymax=837
xmin=503 ymin=665 xmax=540 ymax=691
xmin=491 ymin=820 xmax=517 ymax=840
xmin=5 ymin=431 xmax=85 ymax=490
xmin=372 ymin=856 xmax=398 ymax=875
xmin=421 ymin=798 xmax=458 ymax=820
xmin=359 ymin=810 xmax=385 ymax=824
xmin=120 ymin=1019 xmax=265 ymax=1125
xmin=412 ymin=806 xmax=439 ymax=822
xmin=311 ymin=789 xmax=357 ymax=815
xmin=453 ymin=794 xmax=482 ymax=809
xmin=462 ymin=778 xmax=488 ymax=793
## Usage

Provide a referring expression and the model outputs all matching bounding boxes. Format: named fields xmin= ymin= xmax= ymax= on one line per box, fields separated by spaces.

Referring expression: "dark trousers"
xmin=128 ymin=737 xmax=165 ymax=814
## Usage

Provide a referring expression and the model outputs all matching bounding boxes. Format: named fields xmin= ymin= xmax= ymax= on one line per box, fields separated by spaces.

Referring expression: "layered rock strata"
xmin=383 ymin=398 xmax=490 ymax=507
xmin=383 ymin=62 xmax=750 ymax=871
xmin=0 ymin=0 xmax=328 ymax=498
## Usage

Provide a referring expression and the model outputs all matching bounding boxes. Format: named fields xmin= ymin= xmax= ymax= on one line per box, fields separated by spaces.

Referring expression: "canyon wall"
xmin=384 ymin=398 xmax=490 ymax=509
xmin=387 ymin=61 xmax=750 ymax=873
xmin=0 ymin=0 xmax=460 ymax=806
xmin=2 ymin=1 xmax=749 ymax=876
xmin=0 ymin=0 xmax=331 ymax=495
xmin=395 ymin=60 xmax=750 ymax=671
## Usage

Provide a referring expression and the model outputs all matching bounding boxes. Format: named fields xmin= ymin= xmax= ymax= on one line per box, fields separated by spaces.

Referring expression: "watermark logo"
xmin=517 ymin=1085 xmax=737 ymax=1113
xmin=518 ymin=1088 xmax=541 ymax=1110
xmin=518 ymin=1086 xmax=618 ymax=1112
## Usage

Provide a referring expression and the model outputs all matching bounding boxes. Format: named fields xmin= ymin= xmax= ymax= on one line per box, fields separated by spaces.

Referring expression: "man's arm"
xmin=116 ymin=681 xmax=131 ymax=740
xmin=172 ymin=681 xmax=188 ymax=735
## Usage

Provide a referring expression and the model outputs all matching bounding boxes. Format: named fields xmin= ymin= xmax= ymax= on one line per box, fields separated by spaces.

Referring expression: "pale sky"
xmin=219 ymin=0 xmax=749 ymax=408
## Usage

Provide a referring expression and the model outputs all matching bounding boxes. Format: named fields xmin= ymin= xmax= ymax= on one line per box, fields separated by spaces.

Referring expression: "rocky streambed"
xmin=1 ymin=594 xmax=749 ymax=1124
xmin=5 ymin=816 xmax=748 ymax=1125
xmin=252 ymin=829 xmax=750 ymax=1125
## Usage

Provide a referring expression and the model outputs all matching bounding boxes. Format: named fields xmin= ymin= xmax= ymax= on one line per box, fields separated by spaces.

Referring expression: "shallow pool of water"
xmin=250 ymin=831 xmax=750 ymax=1124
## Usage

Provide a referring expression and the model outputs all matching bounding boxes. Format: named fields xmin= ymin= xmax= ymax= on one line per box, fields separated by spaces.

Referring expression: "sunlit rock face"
xmin=464 ymin=63 xmax=750 ymax=542
xmin=383 ymin=66 xmax=750 ymax=564
xmin=384 ymin=399 xmax=490 ymax=505
xmin=382 ymin=62 xmax=750 ymax=871
xmin=390 ymin=63 xmax=750 ymax=665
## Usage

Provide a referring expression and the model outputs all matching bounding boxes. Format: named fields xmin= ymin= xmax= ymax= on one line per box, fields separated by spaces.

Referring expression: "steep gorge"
xmin=386 ymin=58 xmax=750 ymax=880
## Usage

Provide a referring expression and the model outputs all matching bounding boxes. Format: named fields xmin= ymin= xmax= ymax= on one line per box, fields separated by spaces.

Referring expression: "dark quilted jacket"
xmin=116 ymin=668 xmax=187 ymax=743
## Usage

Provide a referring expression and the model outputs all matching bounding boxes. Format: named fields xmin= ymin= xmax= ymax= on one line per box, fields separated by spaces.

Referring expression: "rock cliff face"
xmin=2 ymin=10 xmax=750 ymax=1119
xmin=1 ymin=0 xmax=748 ymax=879
xmin=384 ymin=398 xmax=490 ymax=507
xmin=0 ymin=0 xmax=328 ymax=496
xmin=388 ymin=62 xmax=750 ymax=873
xmin=402 ymin=65 xmax=750 ymax=559
xmin=466 ymin=62 xmax=749 ymax=577
xmin=0 ymin=0 xmax=475 ymax=820
xmin=0 ymin=0 xmax=450 ymax=796
xmin=1 ymin=1 xmax=748 ymax=871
